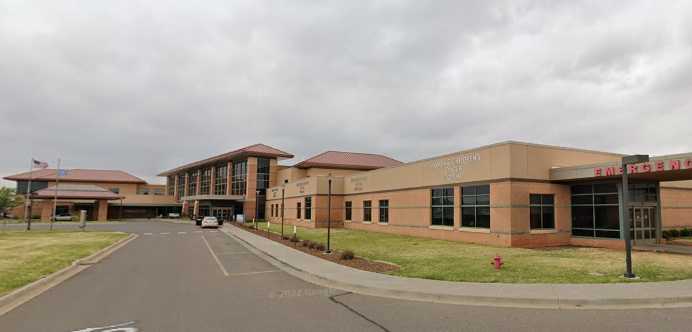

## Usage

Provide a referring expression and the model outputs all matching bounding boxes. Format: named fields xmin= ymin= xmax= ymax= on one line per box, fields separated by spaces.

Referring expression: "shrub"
xmin=282 ymin=236 xmax=289 ymax=240
xmin=671 ymin=229 xmax=681 ymax=238
xmin=308 ymin=241 xmax=316 ymax=249
xmin=301 ymin=240 xmax=310 ymax=247
xmin=662 ymin=230 xmax=672 ymax=240
xmin=681 ymin=228 xmax=691 ymax=237
xmin=315 ymin=243 xmax=326 ymax=251
xmin=340 ymin=250 xmax=355 ymax=260
xmin=290 ymin=234 xmax=299 ymax=243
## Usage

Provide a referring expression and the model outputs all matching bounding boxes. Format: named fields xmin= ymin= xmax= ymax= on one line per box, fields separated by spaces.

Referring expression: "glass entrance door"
xmin=630 ymin=207 xmax=656 ymax=242
xmin=212 ymin=208 xmax=232 ymax=222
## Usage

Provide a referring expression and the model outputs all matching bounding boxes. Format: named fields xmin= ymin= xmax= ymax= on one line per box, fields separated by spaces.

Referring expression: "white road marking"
xmin=159 ymin=232 xmax=170 ymax=235
xmin=227 ymin=270 xmax=280 ymax=277
xmin=143 ymin=233 xmax=152 ymax=236
xmin=192 ymin=230 xmax=203 ymax=233
xmin=71 ymin=321 xmax=137 ymax=332
xmin=217 ymin=251 xmax=252 ymax=256
xmin=202 ymin=235 xmax=229 ymax=277
xmin=178 ymin=232 xmax=187 ymax=234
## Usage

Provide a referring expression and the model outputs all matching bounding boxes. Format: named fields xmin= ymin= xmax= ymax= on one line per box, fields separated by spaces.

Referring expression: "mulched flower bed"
xmin=231 ymin=223 xmax=399 ymax=274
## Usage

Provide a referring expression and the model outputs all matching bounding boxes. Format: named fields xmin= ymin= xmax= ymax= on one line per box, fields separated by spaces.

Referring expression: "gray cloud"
xmin=1 ymin=0 xmax=691 ymax=185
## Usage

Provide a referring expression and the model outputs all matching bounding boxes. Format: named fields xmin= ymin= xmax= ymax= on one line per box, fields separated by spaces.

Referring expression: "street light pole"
xmin=326 ymin=175 xmax=332 ymax=254
xmin=281 ymin=186 xmax=285 ymax=239
xmin=622 ymin=154 xmax=649 ymax=279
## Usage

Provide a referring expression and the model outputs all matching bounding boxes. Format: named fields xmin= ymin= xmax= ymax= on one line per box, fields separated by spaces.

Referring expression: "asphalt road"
xmin=2 ymin=221 xmax=692 ymax=332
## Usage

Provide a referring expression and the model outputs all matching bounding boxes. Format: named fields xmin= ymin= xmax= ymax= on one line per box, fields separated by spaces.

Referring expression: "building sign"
xmin=271 ymin=188 xmax=279 ymax=198
xmin=296 ymin=181 xmax=309 ymax=194
xmin=431 ymin=152 xmax=481 ymax=181
xmin=350 ymin=176 xmax=367 ymax=192
xmin=594 ymin=158 xmax=692 ymax=177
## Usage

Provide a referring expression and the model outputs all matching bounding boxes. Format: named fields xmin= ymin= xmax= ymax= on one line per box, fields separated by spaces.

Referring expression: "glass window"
xmin=296 ymin=202 xmax=301 ymax=219
xmin=215 ymin=164 xmax=228 ymax=195
xmin=379 ymin=200 xmax=389 ymax=223
xmin=571 ymin=183 xmax=621 ymax=239
xmin=431 ymin=187 xmax=454 ymax=226
xmin=529 ymin=194 xmax=555 ymax=230
xmin=256 ymin=158 xmax=270 ymax=190
xmin=177 ymin=174 xmax=185 ymax=198
xmin=232 ymin=160 xmax=247 ymax=195
xmin=461 ymin=185 xmax=490 ymax=228
xmin=345 ymin=201 xmax=352 ymax=221
xmin=304 ymin=197 xmax=312 ymax=220
xmin=110 ymin=188 xmax=120 ymax=194
xmin=199 ymin=168 xmax=212 ymax=195
xmin=167 ymin=176 xmax=175 ymax=195
xmin=188 ymin=170 xmax=199 ymax=196
xmin=363 ymin=201 xmax=372 ymax=222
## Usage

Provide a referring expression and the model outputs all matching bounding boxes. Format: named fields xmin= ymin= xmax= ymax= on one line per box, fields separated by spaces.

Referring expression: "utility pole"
xmin=281 ymin=184 xmax=285 ymax=239
xmin=25 ymin=158 xmax=33 ymax=231
xmin=326 ymin=174 xmax=332 ymax=254
xmin=51 ymin=158 xmax=61 ymax=231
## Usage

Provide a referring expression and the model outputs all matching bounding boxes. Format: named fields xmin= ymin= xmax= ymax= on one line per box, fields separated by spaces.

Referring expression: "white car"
xmin=200 ymin=216 xmax=219 ymax=228
xmin=168 ymin=213 xmax=180 ymax=218
xmin=54 ymin=214 xmax=73 ymax=221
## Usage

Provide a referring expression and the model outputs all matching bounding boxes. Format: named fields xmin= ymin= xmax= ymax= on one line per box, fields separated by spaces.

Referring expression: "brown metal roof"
xmin=294 ymin=151 xmax=403 ymax=170
xmin=158 ymin=143 xmax=294 ymax=176
xmin=4 ymin=169 xmax=146 ymax=184
xmin=32 ymin=183 xmax=123 ymax=200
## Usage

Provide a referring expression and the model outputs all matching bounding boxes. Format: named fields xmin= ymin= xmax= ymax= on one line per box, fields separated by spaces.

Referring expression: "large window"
xmin=188 ymin=170 xmax=199 ymax=196
xmin=431 ymin=187 xmax=454 ymax=227
xmin=215 ymin=164 xmax=228 ymax=195
xmin=256 ymin=158 xmax=270 ymax=190
xmin=461 ymin=185 xmax=490 ymax=228
xmin=297 ymin=202 xmax=301 ymax=219
xmin=363 ymin=201 xmax=372 ymax=222
xmin=345 ymin=201 xmax=352 ymax=221
xmin=571 ymin=183 xmax=620 ymax=238
xmin=199 ymin=168 xmax=212 ymax=195
xmin=177 ymin=174 xmax=185 ymax=198
xmin=167 ymin=176 xmax=175 ymax=196
xmin=530 ymin=194 xmax=555 ymax=230
xmin=232 ymin=160 xmax=247 ymax=195
xmin=304 ymin=197 xmax=312 ymax=220
xmin=379 ymin=200 xmax=389 ymax=224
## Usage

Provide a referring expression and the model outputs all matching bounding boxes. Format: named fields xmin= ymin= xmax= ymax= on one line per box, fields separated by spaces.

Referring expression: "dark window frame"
xmin=570 ymin=182 xmax=620 ymax=239
xmin=363 ymin=200 xmax=372 ymax=222
xmin=379 ymin=200 xmax=389 ymax=224
xmin=431 ymin=187 xmax=454 ymax=227
xmin=231 ymin=160 xmax=247 ymax=195
xmin=461 ymin=185 xmax=490 ymax=228
xmin=530 ymin=194 xmax=555 ymax=230
xmin=199 ymin=168 xmax=212 ymax=195
xmin=297 ymin=202 xmax=301 ymax=219
xmin=214 ymin=164 xmax=228 ymax=195
xmin=345 ymin=201 xmax=352 ymax=221
xmin=304 ymin=197 xmax=312 ymax=220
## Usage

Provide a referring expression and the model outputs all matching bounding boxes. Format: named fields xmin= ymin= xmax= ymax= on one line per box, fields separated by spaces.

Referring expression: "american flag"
xmin=32 ymin=159 xmax=48 ymax=169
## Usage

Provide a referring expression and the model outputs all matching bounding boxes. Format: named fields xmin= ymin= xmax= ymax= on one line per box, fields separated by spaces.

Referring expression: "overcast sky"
xmin=1 ymin=0 xmax=691 ymax=185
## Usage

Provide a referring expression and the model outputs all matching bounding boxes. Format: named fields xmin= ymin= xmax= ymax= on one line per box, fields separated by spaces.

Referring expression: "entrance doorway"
xmin=630 ymin=207 xmax=657 ymax=242
xmin=211 ymin=208 xmax=233 ymax=222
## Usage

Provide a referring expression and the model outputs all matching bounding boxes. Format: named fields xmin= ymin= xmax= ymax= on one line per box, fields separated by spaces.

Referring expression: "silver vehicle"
xmin=200 ymin=216 xmax=219 ymax=228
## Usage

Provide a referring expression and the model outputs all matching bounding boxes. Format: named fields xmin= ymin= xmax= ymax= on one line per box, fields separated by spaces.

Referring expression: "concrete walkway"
xmin=222 ymin=224 xmax=692 ymax=309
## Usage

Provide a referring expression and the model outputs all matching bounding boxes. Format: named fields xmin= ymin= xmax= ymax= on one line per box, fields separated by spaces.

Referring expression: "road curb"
xmin=0 ymin=233 xmax=138 ymax=317
xmin=221 ymin=225 xmax=692 ymax=310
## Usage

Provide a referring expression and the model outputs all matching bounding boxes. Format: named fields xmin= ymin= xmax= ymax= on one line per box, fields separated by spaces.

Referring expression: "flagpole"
xmin=25 ymin=158 xmax=33 ymax=231
xmin=51 ymin=158 xmax=61 ymax=231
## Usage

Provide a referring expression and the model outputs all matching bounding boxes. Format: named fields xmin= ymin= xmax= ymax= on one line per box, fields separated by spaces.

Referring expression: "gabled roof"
xmin=3 ymin=169 xmax=147 ymax=184
xmin=32 ymin=183 xmax=123 ymax=200
xmin=294 ymin=151 xmax=403 ymax=170
xmin=158 ymin=143 xmax=294 ymax=176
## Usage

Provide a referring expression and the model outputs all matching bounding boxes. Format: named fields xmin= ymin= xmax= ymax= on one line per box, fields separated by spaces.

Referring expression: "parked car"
xmin=54 ymin=214 xmax=73 ymax=221
xmin=201 ymin=216 xmax=219 ymax=228
xmin=195 ymin=216 xmax=203 ymax=226
xmin=168 ymin=213 xmax=180 ymax=218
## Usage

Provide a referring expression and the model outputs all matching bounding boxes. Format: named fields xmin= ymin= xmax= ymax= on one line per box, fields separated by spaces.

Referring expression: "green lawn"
xmin=0 ymin=231 xmax=128 ymax=295
xmin=253 ymin=221 xmax=692 ymax=283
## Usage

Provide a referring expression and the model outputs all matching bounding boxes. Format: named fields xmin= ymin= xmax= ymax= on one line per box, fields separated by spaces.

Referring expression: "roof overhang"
xmin=158 ymin=144 xmax=294 ymax=176
xmin=550 ymin=152 xmax=692 ymax=183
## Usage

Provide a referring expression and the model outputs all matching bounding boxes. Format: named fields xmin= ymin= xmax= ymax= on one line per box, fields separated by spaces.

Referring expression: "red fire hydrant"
xmin=491 ymin=255 xmax=504 ymax=270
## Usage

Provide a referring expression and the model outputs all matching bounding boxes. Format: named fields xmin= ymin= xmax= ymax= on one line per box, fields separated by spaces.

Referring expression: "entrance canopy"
xmin=32 ymin=183 xmax=123 ymax=200
xmin=550 ymin=153 xmax=692 ymax=183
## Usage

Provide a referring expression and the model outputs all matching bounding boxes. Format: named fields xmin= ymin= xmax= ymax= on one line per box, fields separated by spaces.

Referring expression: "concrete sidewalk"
xmin=222 ymin=224 xmax=692 ymax=309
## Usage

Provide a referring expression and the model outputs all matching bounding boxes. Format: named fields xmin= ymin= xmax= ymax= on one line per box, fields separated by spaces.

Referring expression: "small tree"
xmin=0 ymin=187 xmax=22 ymax=217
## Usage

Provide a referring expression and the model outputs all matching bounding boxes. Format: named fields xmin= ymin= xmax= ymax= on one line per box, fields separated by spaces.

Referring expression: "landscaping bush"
xmin=340 ymin=250 xmax=355 ymax=260
xmin=308 ymin=241 xmax=316 ymax=249
xmin=315 ymin=243 xmax=326 ymax=251
xmin=671 ymin=229 xmax=681 ymax=238
xmin=290 ymin=234 xmax=299 ymax=243
xmin=301 ymin=240 xmax=310 ymax=247
xmin=681 ymin=228 xmax=691 ymax=237
xmin=662 ymin=230 xmax=672 ymax=241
